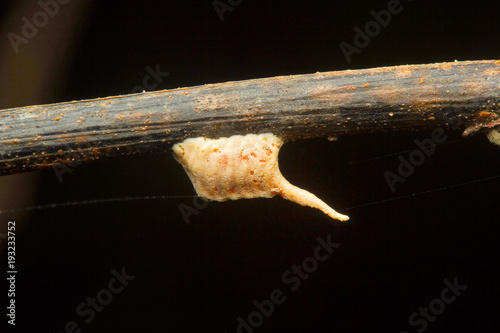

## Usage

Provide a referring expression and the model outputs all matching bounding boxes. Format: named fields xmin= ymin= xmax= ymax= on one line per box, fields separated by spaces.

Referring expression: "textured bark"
xmin=1 ymin=60 xmax=499 ymax=176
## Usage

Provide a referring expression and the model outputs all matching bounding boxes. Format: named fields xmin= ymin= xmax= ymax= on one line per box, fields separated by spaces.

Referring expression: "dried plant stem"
xmin=1 ymin=60 xmax=499 ymax=176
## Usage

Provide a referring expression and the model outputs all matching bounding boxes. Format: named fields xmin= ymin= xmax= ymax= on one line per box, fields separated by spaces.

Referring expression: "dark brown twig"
xmin=1 ymin=60 xmax=499 ymax=176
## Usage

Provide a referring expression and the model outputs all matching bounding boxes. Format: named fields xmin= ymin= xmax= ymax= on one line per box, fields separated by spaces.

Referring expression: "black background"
xmin=1 ymin=0 xmax=499 ymax=332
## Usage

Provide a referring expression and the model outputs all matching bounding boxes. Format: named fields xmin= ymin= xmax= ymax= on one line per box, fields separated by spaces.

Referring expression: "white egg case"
xmin=173 ymin=133 xmax=348 ymax=221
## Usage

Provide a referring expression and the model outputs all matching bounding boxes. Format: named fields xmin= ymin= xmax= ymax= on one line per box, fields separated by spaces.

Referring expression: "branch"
xmin=1 ymin=60 xmax=499 ymax=176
